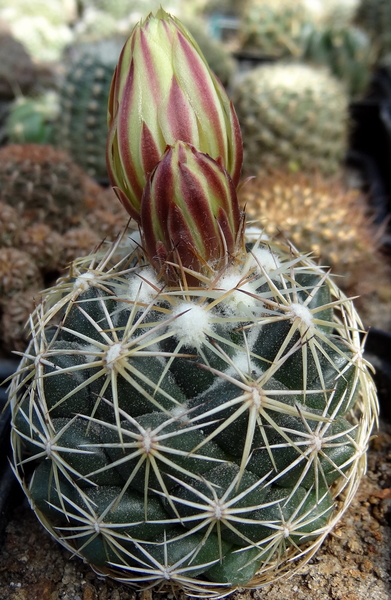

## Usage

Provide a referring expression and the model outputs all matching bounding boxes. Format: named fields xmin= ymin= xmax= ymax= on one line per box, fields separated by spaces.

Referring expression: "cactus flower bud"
xmin=140 ymin=141 xmax=244 ymax=285
xmin=106 ymin=8 xmax=243 ymax=221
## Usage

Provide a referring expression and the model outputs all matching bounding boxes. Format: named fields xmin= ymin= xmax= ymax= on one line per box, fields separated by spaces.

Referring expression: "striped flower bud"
xmin=140 ymin=141 xmax=244 ymax=286
xmin=106 ymin=8 xmax=243 ymax=221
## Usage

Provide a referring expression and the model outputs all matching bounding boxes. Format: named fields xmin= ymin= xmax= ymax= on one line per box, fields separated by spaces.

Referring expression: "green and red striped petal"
xmin=106 ymin=8 xmax=243 ymax=222
xmin=140 ymin=141 xmax=243 ymax=285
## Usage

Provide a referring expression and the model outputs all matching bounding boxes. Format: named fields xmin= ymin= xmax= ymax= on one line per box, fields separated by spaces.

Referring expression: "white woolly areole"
xmin=169 ymin=303 xmax=212 ymax=347
xmin=127 ymin=267 xmax=159 ymax=304
xmin=105 ymin=342 xmax=124 ymax=369
xmin=73 ymin=271 xmax=96 ymax=292
xmin=218 ymin=272 xmax=257 ymax=312
xmin=310 ymin=432 xmax=323 ymax=452
xmin=289 ymin=302 xmax=314 ymax=328
xmin=226 ymin=354 xmax=261 ymax=379
xmin=250 ymin=248 xmax=281 ymax=278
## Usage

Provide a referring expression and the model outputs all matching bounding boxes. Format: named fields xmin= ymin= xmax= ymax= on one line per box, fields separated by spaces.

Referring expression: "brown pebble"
xmin=83 ymin=585 xmax=97 ymax=600
xmin=21 ymin=579 xmax=55 ymax=600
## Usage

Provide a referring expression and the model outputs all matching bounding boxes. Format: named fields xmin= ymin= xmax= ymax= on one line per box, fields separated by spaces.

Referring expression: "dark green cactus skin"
xmin=10 ymin=239 xmax=375 ymax=594
xmin=53 ymin=54 xmax=115 ymax=179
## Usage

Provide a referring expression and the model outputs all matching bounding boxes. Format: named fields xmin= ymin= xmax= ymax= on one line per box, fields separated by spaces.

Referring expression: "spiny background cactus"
xmin=0 ymin=143 xmax=129 ymax=353
xmin=0 ymin=143 xmax=127 ymax=232
xmin=9 ymin=9 xmax=377 ymax=596
xmin=53 ymin=53 xmax=117 ymax=181
xmin=239 ymin=0 xmax=311 ymax=58
xmin=302 ymin=25 xmax=373 ymax=97
xmin=0 ymin=144 xmax=92 ymax=231
xmin=239 ymin=173 xmax=391 ymax=329
xmin=1 ymin=285 xmax=43 ymax=355
xmin=232 ymin=63 xmax=349 ymax=176
xmin=354 ymin=0 xmax=391 ymax=61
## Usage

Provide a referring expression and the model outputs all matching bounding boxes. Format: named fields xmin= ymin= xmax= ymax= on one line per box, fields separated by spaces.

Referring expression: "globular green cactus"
xmin=232 ymin=63 xmax=349 ymax=176
xmin=354 ymin=0 xmax=391 ymax=60
xmin=53 ymin=53 xmax=117 ymax=180
xmin=239 ymin=0 xmax=311 ymax=58
xmin=302 ymin=25 xmax=373 ymax=97
xmin=9 ymin=9 xmax=377 ymax=596
xmin=9 ymin=229 xmax=377 ymax=594
xmin=5 ymin=92 xmax=59 ymax=144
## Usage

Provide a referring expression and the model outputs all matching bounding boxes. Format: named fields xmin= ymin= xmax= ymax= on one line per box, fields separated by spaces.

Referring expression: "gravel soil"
xmin=0 ymin=421 xmax=390 ymax=600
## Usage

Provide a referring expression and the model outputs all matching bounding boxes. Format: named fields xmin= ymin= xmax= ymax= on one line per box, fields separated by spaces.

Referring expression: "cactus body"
xmin=240 ymin=173 xmax=388 ymax=305
xmin=302 ymin=25 xmax=373 ymax=97
xmin=355 ymin=0 xmax=391 ymax=60
xmin=233 ymin=63 xmax=348 ymax=176
xmin=5 ymin=93 xmax=59 ymax=144
xmin=0 ymin=144 xmax=129 ymax=353
xmin=53 ymin=54 xmax=117 ymax=180
xmin=239 ymin=0 xmax=311 ymax=58
xmin=10 ymin=232 xmax=377 ymax=595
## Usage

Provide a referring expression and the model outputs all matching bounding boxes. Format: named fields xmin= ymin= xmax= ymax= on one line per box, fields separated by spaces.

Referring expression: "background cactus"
xmin=0 ymin=143 xmax=128 ymax=353
xmin=232 ymin=63 xmax=349 ymax=176
xmin=239 ymin=173 xmax=391 ymax=330
xmin=239 ymin=0 xmax=311 ymax=58
xmin=0 ymin=144 xmax=92 ymax=231
xmin=5 ymin=92 xmax=60 ymax=144
xmin=53 ymin=52 xmax=117 ymax=180
xmin=302 ymin=25 xmax=373 ymax=97
xmin=9 ymin=230 xmax=377 ymax=594
xmin=354 ymin=0 xmax=391 ymax=61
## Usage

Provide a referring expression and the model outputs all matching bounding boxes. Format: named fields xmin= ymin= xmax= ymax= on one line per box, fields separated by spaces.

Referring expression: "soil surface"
xmin=0 ymin=417 xmax=390 ymax=600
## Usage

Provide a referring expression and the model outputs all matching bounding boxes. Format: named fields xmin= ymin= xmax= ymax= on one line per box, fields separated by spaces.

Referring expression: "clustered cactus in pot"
xmin=9 ymin=9 xmax=378 ymax=597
